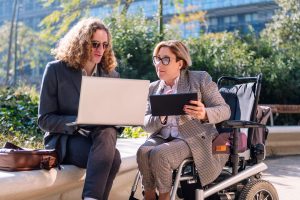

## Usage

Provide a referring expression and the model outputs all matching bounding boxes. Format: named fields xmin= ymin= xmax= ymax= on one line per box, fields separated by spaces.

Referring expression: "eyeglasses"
xmin=152 ymin=56 xmax=178 ymax=66
xmin=91 ymin=41 xmax=109 ymax=50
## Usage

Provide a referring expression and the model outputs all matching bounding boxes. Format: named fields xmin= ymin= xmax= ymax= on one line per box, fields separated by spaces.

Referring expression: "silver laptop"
xmin=72 ymin=76 xmax=149 ymax=126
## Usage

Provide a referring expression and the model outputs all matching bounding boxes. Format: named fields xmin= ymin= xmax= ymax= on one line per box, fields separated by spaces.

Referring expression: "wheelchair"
xmin=129 ymin=74 xmax=279 ymax=200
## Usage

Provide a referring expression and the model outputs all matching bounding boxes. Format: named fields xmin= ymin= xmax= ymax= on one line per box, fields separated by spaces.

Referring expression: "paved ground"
xmin=117 ymin=138 xmax=300 ymax=199
xmin=263 ymin=155 xmax=300 ymax=200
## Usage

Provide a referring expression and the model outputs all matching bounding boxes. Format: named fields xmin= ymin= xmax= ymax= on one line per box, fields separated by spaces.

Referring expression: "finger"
xmin=184 ymin=108 xmax=202 ymax=117
xmin=184 ymin=105 xmax=199 ymax=112
xmin=184 ymin=107 xmax=205 ymax=118
xmin=190 ymin=100 xmax=205 ymax=108
xmin=189 ymin=100 xmax=199 ymax=106
xmin=184 ymin=104 xmax=205 ymax=112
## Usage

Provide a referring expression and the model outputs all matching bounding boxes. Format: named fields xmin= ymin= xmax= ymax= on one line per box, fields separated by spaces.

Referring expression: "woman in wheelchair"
xmin=136 ymin=40 xmax=231 ymax=200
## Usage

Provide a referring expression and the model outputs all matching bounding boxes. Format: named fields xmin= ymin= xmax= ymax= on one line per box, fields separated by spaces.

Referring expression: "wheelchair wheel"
xmin=238 ymin=180 xmax=279 ymax=200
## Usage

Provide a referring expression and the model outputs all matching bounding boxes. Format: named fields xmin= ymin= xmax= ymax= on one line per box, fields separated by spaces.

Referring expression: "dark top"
xmin=38 ymin=60 xmax=119 ymax=161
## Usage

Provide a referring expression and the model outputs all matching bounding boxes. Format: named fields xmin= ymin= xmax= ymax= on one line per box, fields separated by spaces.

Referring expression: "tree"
xmin=39 ymin=0 xmax=134 ymax=43
xmin=0 ymin=22 xmax=51 ymax=85
xmin=260 ymin=0 xmax=300 ymax=104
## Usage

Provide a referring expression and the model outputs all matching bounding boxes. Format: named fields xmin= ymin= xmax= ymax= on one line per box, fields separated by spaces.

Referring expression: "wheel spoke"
xmin=254 ymin=193 xmax=259 ymax=200
xmin=264 ymin=194 xmax=270 ymax=200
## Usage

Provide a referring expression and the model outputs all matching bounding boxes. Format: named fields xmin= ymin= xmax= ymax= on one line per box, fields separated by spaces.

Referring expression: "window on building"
xmin=128 ymin=0 xmax=156 ymax=17
xmin=209 ymin=17 xmax=218 ymax=26
xmin=245 ymin=13 xmax=259 ymax=23
xmin=0 ymin=2 xmax=3 ymax=17
xmin=231 ymin=15 xmax=238 ymax=23
xmin=245 ymin=14 xmax=251 ymax=22
xmin=90 ymin=5 xmax=112 ymax=19
xmin=224 ymin=15 xmax=238 ymax=24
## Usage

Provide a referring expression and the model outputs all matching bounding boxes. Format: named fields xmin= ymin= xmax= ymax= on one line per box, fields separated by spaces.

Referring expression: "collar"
xmin=159 ymin=75 xmax=180 ymax=91
xmin=82 ymin=64 xmax=98 ymax=76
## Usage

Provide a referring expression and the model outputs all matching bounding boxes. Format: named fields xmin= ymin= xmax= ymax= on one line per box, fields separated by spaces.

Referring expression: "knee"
xmin=136 ymin=146 xmax=150 ymax=165
xmin=113 ymin=149 xmax=121 ymax=169
xmin=149 ymin=148 xmax=168 ymax=166
xmin=93 ymin=127 xmax=117 ymax=145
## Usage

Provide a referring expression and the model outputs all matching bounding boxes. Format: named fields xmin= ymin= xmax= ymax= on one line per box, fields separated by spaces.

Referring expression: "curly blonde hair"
xmin=52 ymin=18 xmax=117 ymax=72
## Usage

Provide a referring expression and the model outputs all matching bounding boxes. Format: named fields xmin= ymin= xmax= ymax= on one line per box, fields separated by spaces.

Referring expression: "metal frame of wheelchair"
xmin=129 ymin=74 xmax=279 ymax=200
xmin=171 ymin=74 xmax=278 ymax=200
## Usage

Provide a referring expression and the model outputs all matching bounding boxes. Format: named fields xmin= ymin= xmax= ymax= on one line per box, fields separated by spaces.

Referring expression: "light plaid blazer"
xmin=144 ymin=69 xmax=231 ymax=186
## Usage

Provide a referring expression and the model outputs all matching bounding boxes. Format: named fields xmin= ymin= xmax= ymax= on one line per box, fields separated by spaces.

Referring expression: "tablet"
xmin=150 ymin=93 xmax=198 ymax=116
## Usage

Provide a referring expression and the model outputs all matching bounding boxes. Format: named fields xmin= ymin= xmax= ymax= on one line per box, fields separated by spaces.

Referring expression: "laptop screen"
xmin=76 ymin=77 xmax=149 ymax=126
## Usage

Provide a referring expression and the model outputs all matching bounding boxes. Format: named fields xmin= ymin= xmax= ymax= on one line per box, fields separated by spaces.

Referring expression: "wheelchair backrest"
xmin=216 ymin=74 xmax=262 ymax=147
xmin=219 ymin=83 xmax=256 ymax=122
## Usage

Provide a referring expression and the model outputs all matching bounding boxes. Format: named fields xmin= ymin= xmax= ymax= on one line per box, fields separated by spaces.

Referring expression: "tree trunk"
xmin=158 ymin=0 xmax=163 ymax=40
xmin=6 ymin=0 xmax=18 ymax=85
xmin=121 ymin=0 xmax=133 ymax=15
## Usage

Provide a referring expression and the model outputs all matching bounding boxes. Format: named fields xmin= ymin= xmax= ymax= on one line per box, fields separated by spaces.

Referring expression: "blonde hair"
xmin=52 ymin=18 xmax=117 ymax=72
xmin=153 ymin=40 xmax=192 ymax=69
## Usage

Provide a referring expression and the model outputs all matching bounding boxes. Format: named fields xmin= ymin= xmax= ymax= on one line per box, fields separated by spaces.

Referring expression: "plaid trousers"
xmin=136 ymin=137 xmax=192 ymax=193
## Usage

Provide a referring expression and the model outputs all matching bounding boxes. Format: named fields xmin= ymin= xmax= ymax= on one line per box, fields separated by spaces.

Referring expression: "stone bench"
xmin=1 ymin=126 xmax=299 ymax=200
xmin=259 ymin=104 xmax=300 ymax=125
xmin=266 ymin=126 xmax=300 ymax=156
xmin=0 ymin=138 xmax=145 ymax=200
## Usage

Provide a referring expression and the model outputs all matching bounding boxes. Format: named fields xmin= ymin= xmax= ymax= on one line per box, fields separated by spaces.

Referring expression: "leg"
xmin=150 ymin=139 xmax=192 ymax=196
xmin=83 ymin=127 xmax=120 ymax=200
xmin=103 ymin=148 xmax=121 ymax=200
xmin=63 ymin=134 xmax=91 ymax=168
xmin=136 ymin=137 xmax=166 ymax=200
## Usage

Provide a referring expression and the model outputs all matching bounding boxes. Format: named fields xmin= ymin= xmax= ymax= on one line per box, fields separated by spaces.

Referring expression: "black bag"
xmin=0 ymin=142 xmax=58 ymax=171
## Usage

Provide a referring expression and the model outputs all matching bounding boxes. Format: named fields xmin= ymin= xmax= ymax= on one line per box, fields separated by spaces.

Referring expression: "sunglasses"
xmin=152 ymin=56 xmax=179 ymax=66
xmin=91 ymin=41 xmax=109 ymax=50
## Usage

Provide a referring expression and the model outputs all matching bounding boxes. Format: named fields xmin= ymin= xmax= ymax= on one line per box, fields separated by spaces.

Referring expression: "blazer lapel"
xmin=177 ymin=69 xmax=191 ymax=94
xmin=154 ymin=80 xmax=165 ymax=95
xmin=69 ymin=68 xmax=82 ymax=95
xmin=177 ymin=69 xmax=193 ymax=125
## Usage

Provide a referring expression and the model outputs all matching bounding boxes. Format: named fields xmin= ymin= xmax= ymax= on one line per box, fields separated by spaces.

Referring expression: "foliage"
xmin=107 ymin=12 xmax=180 ymax=81
xmin=0 ymin=86 xmax=43 ymax=148
xmin=187 ymin=32 xmax=257 ymax=79
xmin=1 ymin=0 xmax=300 ymax=150
xmin=39 ymin=0 xmax=95 ymax=43
xmin=39 ymin=0 xmax=134 ymax=43
xmin=0 ymin=84 xmax=146 ymax=148
xmin=120 ymin=127 xmax=147 ymax=138
xmin=0 ymin=22 xmax=51 ymax=85
xmin=260 ymin=0 xmax=300 ymax=105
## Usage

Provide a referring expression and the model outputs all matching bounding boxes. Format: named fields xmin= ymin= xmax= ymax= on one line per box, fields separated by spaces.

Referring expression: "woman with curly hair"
xmin=38 ymin=18 xmax=121 ymax=200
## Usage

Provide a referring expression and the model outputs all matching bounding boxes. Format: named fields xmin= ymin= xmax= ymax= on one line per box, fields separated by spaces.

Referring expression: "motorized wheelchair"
xmin=129 ymin=74 xmax=279 ymax=200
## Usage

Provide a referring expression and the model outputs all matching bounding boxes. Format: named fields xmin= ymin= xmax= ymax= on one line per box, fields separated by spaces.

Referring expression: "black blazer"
xmin=38 ymin=60 xmax=119 ymax=161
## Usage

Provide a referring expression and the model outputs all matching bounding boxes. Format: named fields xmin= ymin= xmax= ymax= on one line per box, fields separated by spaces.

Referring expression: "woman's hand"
xmin=184 ymin=100 xmax=208 ymax=121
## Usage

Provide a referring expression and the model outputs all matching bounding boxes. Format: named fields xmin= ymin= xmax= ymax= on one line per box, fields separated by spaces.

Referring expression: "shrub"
xmin=120 ymin=127 xmax=148 ymax=138
xmin=0 ymin=86 xmax=43 ymax=148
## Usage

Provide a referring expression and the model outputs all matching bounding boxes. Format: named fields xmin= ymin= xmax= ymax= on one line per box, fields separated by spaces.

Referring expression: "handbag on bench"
xmin=0 ymin=142 xmax=58 ymax=171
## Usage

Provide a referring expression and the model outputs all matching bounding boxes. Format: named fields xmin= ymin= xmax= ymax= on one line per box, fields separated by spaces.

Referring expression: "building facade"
xmin=91 ymin=0 xmax=278 ymax=38
xmin=0 ymin=0 xmax=278 ymax=37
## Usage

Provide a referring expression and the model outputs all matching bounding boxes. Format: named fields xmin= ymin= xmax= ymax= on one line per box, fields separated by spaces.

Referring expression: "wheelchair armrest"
xmin=221 ymin=120 xmax=266 ymax=129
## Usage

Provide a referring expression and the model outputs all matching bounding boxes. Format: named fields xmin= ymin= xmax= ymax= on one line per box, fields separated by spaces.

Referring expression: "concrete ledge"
xmin=266 ymin=126 xmax=300 ymax=156
xmin=0 ymin=138 xmax=145 ymax=200
xmin=1 ymin=126 xmax=299 ymax=200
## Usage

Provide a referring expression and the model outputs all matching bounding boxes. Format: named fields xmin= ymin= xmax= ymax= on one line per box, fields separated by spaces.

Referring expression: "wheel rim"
xmin=253 ymin=189 xmax=274 ymax=200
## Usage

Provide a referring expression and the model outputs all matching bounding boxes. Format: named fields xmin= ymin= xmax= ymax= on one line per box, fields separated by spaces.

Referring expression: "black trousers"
xmin=63 ymin=126 xmax=121 ymax=200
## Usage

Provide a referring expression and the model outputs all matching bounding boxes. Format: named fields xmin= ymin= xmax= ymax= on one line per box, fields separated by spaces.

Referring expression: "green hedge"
xmin=0 ymin=86 xmax=43 ymax=148
xmin=0 ymin=86 xmax=147 ymax=148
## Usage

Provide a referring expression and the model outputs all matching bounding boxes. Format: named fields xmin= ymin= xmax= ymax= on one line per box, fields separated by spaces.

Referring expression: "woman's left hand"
xmin=184 ymin=100 xmax=208 ymax=121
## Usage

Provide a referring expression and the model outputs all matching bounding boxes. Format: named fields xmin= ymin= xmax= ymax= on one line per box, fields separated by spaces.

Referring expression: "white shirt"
xmin=82 ymin=65 xmax=98 ymax=76
xmin=159 ymin=76 xmax=182 ymax=139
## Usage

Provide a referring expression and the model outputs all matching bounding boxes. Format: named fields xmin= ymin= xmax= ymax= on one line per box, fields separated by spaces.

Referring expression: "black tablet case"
xmin=150 ymin=93 xmax=198 ymax=116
